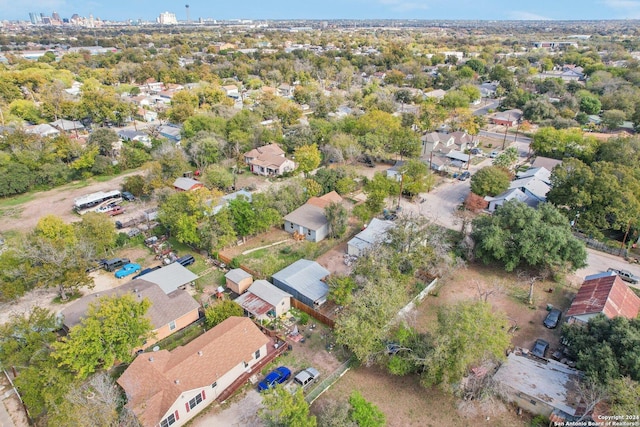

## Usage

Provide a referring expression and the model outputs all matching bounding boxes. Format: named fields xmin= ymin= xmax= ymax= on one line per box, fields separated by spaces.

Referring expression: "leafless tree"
xmin=474 ymin=279 xmax=503 ymax=303
xmin=575 ymin=378 xmax=609 ymax=422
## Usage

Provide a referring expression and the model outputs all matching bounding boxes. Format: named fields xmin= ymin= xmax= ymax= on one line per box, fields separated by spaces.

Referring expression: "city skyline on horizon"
xmin=8 ymin=0 xmax=640 ymax=23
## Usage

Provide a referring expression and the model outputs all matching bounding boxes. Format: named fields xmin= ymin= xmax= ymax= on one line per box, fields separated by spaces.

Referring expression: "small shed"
xmin=225 ymin=268 xmax=253 ymax=294
xmin=173 ymin=177 xmax=204 ymax=192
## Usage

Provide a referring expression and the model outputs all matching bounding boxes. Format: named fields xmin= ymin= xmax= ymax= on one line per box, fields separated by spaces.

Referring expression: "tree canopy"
xmin=470 ymin=166 xmax=511 ymax=197
xmin=471 ymin=201 xmax=587 ymax=273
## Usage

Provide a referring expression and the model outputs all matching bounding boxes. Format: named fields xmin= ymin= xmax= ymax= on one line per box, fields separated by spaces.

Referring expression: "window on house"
xmin=289 ymin=223 xmax=294 ymax=230
xmin=307 ymin=229 xmax=311 ymax=236
xmin=529 ymin=400 xmax=536 ymax=405
xmin=160 ymin=413 xmax=176 ymax=427
xmin=254 ymin=349 xmax=261 ymax=359
xmin=211 ymin=382 xmax=217 ymax=388
xmin=188 ymin=393 xmax=203 ymax=410
xmin=243 ymin=361 xmax=249 ymax=368
xmin=169 ymin=321 xmax=176 ymax=331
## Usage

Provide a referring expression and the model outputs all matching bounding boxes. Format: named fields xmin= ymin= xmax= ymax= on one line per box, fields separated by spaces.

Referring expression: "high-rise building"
xmin=52 ymin=11 xmax=61 ymax=22
xmin=158 ymin=11 xmax=178 ymax=25
xmin=28 ymin=13 xmax=42 ymax=24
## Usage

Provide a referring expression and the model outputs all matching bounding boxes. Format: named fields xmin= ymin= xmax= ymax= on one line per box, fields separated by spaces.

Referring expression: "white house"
xmin=347 ymin=218 xmax=394 ymax=257
xmin=117 ymin=317 xmax=270 ymax=427
xmin=283 ymin=191 xmax=343 ymax=243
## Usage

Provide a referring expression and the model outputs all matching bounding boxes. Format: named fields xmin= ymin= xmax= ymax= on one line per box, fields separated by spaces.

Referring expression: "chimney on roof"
xmin=175 ymin=379 xmax=179 ymax=384
xmin=133 ymin=288 xmax=138 ymax=293
xmin=148 ymin=357 xmax=154 ymax=362
xmin=198 ymin=351 xmax=203 ymax=356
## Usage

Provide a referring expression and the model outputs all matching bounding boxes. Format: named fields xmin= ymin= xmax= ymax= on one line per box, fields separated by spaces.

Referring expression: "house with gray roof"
xmin=509 ymin=176 xmax=551 ymax=202
xmin=348 ymin=218 xmax=394 ymax=257
xmin=140 ymin=262 xmax=199 ymax=294
xmin=485 ymin=188 xmax=538 ymax=212
xmin=516 ymin=167 xmax=551 ymax=184
xmin=494 ymin=350 xmax=583 ymax=419
xmin=25 ymin=123 xmax=60 ymax=138
xmin=272 ymin=259 xmax=330 ymax=308
xmin=234 ymin=279 xmax=292 ymax=320
xmin=283 ymin=191 xmax=343 ymax=242
xmin=60 ymin=279 xmax=200 ymax=348
xmin=51 ymin=119 xmax=85 ymax=133
xmin=212 ymin=190 xmax=253 ymax=214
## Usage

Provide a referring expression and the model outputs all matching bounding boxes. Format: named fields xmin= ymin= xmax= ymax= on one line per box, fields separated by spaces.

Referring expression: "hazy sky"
xmin=6 ymin=0 xmax=640 ymax=22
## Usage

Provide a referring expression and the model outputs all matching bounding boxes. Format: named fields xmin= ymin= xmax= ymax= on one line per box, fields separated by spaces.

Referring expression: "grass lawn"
xmin=236 ymin=239 xmax=339 ymax=278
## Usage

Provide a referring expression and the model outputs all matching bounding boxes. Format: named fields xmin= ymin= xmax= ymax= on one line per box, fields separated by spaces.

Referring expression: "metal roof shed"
xmin=272 ymin=259 xmax=330 ymax=308
xmin=141 ymin=262 xmax=198 ymax=294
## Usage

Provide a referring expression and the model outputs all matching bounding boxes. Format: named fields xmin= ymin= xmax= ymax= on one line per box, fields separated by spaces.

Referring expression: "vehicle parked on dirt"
xmin=102 ymin=257 xmax=131 ymax=272
xmin=127 ymin=228 xmax=141 ymax=238
xmin=258 ymin=366 xmax=291 ymax=392
xmin=115 ymin=263 xmax=141 ymax=279
xmin=293 ymin=367 xmax=320 ymax=388
xmin=490 ymin=150 xmax=499 ymax=158
xmin=531 ymin=339 xmax=549 ymax=359
xmin=109 ymin=206 xmax=125 ymax=216
xmin=121 ymin=191 xmax=136 ymax=201
xmin=607 ymin=268 xmax=640 ymax=284
xmin=543 ymin=308 xmax=562 ymax=329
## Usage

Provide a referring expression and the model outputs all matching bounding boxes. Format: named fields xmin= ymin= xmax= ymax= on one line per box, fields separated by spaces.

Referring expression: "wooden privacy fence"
xmin=291 ymin=298 xmax=335 ymax=328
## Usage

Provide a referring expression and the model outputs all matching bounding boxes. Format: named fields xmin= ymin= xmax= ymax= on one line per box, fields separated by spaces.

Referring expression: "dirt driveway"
xmin=0 ymin=170 xmax=142 ymax=234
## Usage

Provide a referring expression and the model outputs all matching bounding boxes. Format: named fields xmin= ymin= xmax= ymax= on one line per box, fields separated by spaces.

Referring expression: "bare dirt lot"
xmin=0 ymin=170 xmax=142 ymax=234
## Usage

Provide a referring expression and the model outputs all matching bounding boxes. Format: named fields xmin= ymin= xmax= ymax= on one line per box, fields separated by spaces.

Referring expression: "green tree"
xmin=579 ymin=93 xmax=602 ymax=115
xmin=327 ymin=275 xmax=357 ymax=307
xmin=259 ymin=386 xmax=317 ymax=427
xmin=294 ymin=144 xmax=322 ymax=175
xmin=74 ymin=212 xmax=117 ymax=257
xmin=204 ymin=302 xmax=243 ymax=328
xmin=422 ymin=301 xmax=510 ymax=388
xmin=0 ymin=307 xmax=59 ymax=371
xmin=440 ymin=90 xmax=470 ymax=109
xmin=562 ymin=315 xmax=640 ymax=383
xmin=608 ymin=377 xmax=640 ymax=416
xmin=87 ymin=128 xmax=119 ymax=158
xmin=325 ymin=202 xmax=349 ymax=239
xmin=205 ymin=208 xmax=238 ymax=251
xmin=52 ymin=294 xmax=153 ymax=379
xmin=401 ymin=159 xmax=433 ymax=197
xmin=471 ymin=201 xmax=587 ymax=273
xmin=204 ymin=164 xmax=234 ymax=191
xmin=0 ymin=162 xmax=33 ymax=196
xmin=601 ymin=109 xmax=626 ymax=130
xmin=158 ymin=188 xmax=214 ymax=246
xmin=492 ymin=147 xmax=519 ymax=169
xmin=470 ymin=166 xmax=511 ymax=197
xmin=122 ymin=174 xmax=148 ymax=197
xmin=348 ymin=391 xmax=386 ymax=427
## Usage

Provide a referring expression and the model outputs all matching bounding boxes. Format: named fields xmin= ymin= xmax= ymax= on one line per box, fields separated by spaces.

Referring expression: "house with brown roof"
xmin=60 ymin=279 xmax=200 ymax=349
xmin=566 ymin=272 xmax=640 ymax=324
xmin=283 ymin=191 xmax=343 ymax=242
xmin=243 ymin=143 xmax=295 ymax=176
xmin=117 ymin=317 xmax=270 ymax=427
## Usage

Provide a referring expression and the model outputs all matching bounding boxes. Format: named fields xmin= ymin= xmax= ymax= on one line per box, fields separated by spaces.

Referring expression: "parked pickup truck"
xmin=293 ymin=367 xmax=320 ymax=388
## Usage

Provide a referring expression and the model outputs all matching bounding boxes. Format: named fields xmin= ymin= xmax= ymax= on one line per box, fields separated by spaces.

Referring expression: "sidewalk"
xmin=0 ymin=394 xmax=16 ymax=427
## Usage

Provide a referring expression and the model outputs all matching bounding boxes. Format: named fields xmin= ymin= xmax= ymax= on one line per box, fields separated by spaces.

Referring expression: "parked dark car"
xmin=544 ymin=308 xmax=562 ymax=329
xmin=607 ymin=268 xmax=640 ymax=284
xmin=175 ymin=254 xmax=195 ymax=267
xmin=121 ymin=191 xmax=136 ymax=201
xmin=258 ymin=366 xmax=291 ymax=392
xmin=102 ymin=257 xmax=131 ymax=272
xmin=458 ymin=171 xmax=471 ymax=181
xmin=531 ymin=339 xmax=549 ymax=358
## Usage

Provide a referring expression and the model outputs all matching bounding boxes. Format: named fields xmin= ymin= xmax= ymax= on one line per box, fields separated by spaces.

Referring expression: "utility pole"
xmin=397 ymin=171 xmax=404 ymax=212
xmin=621 ymin=220 xmax=632 ymax=250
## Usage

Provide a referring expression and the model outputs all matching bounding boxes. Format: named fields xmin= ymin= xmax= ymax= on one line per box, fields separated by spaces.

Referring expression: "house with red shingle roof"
xmin=566 ymin=272 xmax=640 ymax=324
xmin=117 ymin=316 xmax=270 ymax=427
